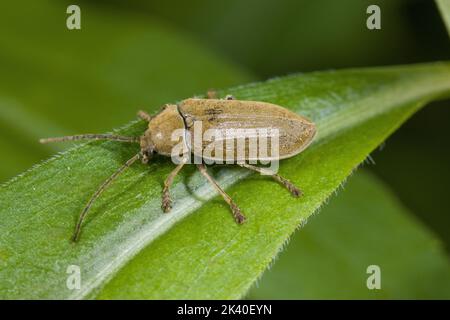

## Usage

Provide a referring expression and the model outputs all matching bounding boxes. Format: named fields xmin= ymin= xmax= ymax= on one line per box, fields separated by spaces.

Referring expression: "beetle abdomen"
xmin=178 ymin=98 xmax=316 ymax=162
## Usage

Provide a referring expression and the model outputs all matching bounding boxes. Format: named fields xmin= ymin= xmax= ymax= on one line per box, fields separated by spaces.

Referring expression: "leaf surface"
xmin=1 ymin=62 xmax=449 ymax=299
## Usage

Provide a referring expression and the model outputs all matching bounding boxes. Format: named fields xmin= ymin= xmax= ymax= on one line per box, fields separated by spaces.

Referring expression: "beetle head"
xmin=138 ymin=104 xmax=186 ymax=162
xmin=139 ymin=130 xmax=155 ymax=164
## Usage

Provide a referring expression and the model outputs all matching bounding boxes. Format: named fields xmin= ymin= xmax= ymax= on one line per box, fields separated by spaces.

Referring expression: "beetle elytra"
xmin=40 ymin=93 xmax=316 ymax=242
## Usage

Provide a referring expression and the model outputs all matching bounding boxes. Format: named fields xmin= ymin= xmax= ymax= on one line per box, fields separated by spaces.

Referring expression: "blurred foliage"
xmin=91 ymin=0 xmax=450 ymax=77
xmin=1 ymin=0 xmax=449 ymax=299
xmin=370 ymin=102 xmax=450 ymax=250
xmin=436 ymin=0 xmax=450 ymax=36
xmin=248 ymin=170 xmax=450 ymax=299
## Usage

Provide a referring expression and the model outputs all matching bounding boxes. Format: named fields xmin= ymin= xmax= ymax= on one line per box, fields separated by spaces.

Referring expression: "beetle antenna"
xmin=72 ymin=153 xmax=141 ymax=242
xmin=39 ymin=134 xmax=140 ymax=144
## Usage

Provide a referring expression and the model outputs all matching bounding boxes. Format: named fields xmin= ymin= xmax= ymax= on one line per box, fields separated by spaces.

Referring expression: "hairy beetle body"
xmin=177 ymin=98 xmax=316 ymax=162
xmin=40 ymin=94 xmax=316 ymax=241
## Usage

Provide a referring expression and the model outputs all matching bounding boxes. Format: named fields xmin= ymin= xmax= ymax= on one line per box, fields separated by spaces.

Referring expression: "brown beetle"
xmin=40 ymin=93 xmax=316 ymax=241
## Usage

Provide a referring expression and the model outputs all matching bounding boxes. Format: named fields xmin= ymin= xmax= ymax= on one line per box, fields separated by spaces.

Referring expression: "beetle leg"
xmin=137 ymin=110 xmax=152 ymax=122
xmin=238 ymin=163 xmax=302 ymax=197
xmin=162 ymin=156 xmax=188 ymax=212
xmin=197 ymin=163 xmax=246 ymax=224
xmin=206 ymin=89 xmax=217 ymax=99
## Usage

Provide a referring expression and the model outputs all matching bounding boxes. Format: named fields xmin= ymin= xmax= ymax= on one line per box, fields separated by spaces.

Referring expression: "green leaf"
xmin=0 ymin=1 xmax=251 ymax=181
xmin=436 ymin=0 xmax=450 ymax=36
xmin=247 ymin=170 xmax=450 ymax=299
xmin=1 ymin=62 xmax=449 ymax=299
xmin=371 ymin=110 xmax=450 ymax=248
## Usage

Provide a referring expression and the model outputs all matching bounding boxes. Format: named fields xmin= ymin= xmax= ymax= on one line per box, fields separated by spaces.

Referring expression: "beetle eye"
xmin=140 ymin=148 xmax=154 ymax=164
xmin=225 ymin=95 xmax=235 ymax=100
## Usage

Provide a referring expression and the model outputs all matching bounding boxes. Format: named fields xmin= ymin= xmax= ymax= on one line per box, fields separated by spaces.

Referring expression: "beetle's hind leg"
xmin=197 ymin=163 xmax=246 ymax=224
xmin=238 ymin=163 xmax=302 ymax=197
xmin=162 ymin=156 xmax=188 ymax=212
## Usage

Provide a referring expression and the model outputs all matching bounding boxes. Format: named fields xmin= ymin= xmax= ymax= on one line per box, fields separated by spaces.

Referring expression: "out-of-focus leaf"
xmin=247 ymin=170 xmax=450 ymax=299
xmin=436 ymin=0 xmax=450 ymax=36
xmin=0 ymin=1 xmax=251 ymax=181
xmin=369 ymin=102 xmax=450 ymax=251
xmin=114 ymin=0 xmax=449 ymax=76
xmin=1 ymin=62 xmax=449 ymax=299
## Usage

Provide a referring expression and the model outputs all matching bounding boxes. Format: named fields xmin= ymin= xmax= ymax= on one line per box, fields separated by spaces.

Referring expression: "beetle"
xmin=40 ymin=92 xmax=316 ymax=242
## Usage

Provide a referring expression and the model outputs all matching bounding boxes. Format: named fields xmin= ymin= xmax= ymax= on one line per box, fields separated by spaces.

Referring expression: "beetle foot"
xmin=231 ymin=203 xmax=246 ymax=224
xmin=162 ymin=190 xmax=172 ymax=213
xmin=289 ymin=185 xmax=303 ymax=198
xmin=277 ymin=176 xmax=303 ymax=197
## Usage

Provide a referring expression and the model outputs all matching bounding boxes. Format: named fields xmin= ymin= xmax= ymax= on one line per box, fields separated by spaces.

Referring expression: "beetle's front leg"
xmin=162 ymin=156 xmax=188 ymax=212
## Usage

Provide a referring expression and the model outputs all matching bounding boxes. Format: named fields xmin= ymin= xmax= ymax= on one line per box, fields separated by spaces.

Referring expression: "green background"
xmin=1 ymin=0 xmax=449 ymax=298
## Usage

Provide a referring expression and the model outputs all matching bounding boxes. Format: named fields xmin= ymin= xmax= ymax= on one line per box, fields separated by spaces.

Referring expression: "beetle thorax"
xmin=140 ymin=104 xmax=186 ymax=161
